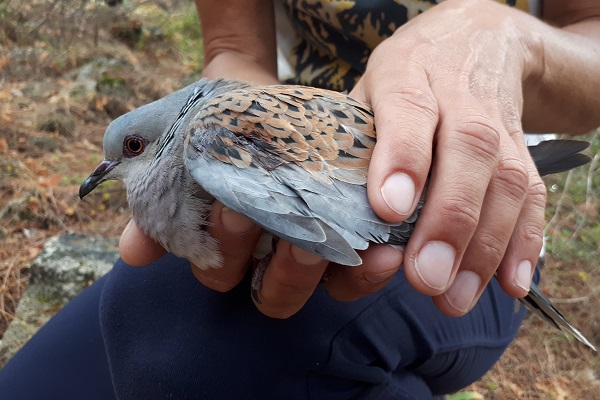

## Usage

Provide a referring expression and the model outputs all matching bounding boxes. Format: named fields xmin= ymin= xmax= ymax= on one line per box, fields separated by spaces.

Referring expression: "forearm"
xmin=195 ymin=0 xmax=279 ymax=84
xmin=201 ymin=52 xmax=279 ymax=85
xmin=522 ymin=7 xmax=600 ymax=134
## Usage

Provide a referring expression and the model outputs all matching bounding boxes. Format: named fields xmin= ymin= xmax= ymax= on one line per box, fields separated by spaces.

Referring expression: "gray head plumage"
xmin=80 ymin=78 xmax=235 ymax=270
xmin=80 ymin=78 xmax=221 ymax=197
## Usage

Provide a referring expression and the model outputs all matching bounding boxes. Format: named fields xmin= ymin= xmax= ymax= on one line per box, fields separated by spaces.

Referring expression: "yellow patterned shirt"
xmin=278 ymin=0 xmax=541 ymax=90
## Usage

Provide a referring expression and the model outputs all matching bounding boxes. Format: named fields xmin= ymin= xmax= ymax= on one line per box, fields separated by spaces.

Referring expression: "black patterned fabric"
xmin=280 ymin=0 xmax=537 ymax=90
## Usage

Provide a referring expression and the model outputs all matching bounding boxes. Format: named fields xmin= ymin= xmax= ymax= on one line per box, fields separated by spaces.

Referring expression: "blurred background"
xmin=0 ymin=1 xmax=598 ymax=398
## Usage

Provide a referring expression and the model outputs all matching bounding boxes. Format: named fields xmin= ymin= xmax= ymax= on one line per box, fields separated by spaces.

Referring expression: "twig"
xmin=548 ymin=296 xmax=590 ymax=304
xmin=545 ymin=169 xmax=574 ymax=252
xmin=27 ymin=0 xmax=59 ymax=41
xmin=570 ymin=133 xmax=599 ymax=241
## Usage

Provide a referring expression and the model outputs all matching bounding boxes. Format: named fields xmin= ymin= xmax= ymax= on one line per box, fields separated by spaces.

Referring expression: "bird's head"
xmin=79 ymin=79 xmax=214 ymax=199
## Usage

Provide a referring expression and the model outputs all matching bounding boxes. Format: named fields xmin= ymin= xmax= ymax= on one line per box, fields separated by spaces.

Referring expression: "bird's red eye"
xmin=123 ymin=136 xmax=146 ymax=157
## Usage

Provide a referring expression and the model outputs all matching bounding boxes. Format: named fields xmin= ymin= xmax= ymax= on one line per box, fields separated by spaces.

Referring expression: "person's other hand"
xmin=119 ymin=202 xmax=404 ymax=319
xmin=351 ymin=0 xmax=548 ymax=316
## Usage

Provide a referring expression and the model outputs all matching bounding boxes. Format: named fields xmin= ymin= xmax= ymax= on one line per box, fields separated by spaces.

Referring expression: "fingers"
xmin=192 ymin=202 xmax=263 ymax=292
xmin=405 ymin=111 xmax=544 ymax=315
xmin=431 ymin=141 xmax=531 ymax=315
xmin=119 ymin=219 xmax=168 ymax=265
xmin=253 ymin=241 xmax=328 ymax=319
xmin=323 ymin=244 xmax=404 ymax=301
xmin=356 ymin=51 xmax=545 ymax=315
xmin=403 ymin=108 xmax=500 ymax=299
xmin=355 ymin=63 xmax=439 ymax=224
xmin=496 ymin=157 xmax=546 ymax=298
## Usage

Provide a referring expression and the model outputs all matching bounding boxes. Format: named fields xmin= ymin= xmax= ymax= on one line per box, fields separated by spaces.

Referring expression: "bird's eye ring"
xmin=123 ymin=135 xmax=147 ymax=157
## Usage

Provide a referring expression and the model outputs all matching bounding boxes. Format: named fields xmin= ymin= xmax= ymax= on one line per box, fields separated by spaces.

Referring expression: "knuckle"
xmin=495 ymin=157 xmax=529 ymax=200
xmin=451 ymin=116 xmax=501 ymax=163
xmin=386 ymin=87 xmax=439 ymax=120
xmin=370 ymin=86 xmax=439 ymax=141
xmin=437 ymin=194 xmax=481 ymax=232
xmin=527 ymin=178 xmax=547 ymax=207
xmin=472 ymin=232 xmax=506 ymax=264
xmin=520 ymin=224 xmax=544 ymax=246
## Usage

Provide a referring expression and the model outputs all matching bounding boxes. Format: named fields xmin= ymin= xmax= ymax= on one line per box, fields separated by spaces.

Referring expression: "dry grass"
xmin=462 ymin=134 xmax=600 ymax=399
xmin=0 ymin=0 xmax=199 ymax=334
xmin=0 ymin=1 xmax=598 ymax=397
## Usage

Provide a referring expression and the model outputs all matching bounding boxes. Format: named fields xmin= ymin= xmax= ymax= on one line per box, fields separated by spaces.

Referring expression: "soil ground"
xmin=0 ymin=1 xmax=598 ymax=398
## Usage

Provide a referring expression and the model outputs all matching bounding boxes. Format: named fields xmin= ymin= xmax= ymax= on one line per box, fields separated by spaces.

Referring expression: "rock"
xmin=2 ymin=48 xmax=48 ymax=80
xmin=67 ymin=78 xmax=98 ymax=104
xmin=68 ymin=57 xmax=130 ymax=82
xmin=0 ymin=191 xmax=34 ymax=222
xmin=65 ymin=57 xmax=135 ymax=116
xmin=21 ymin=81 xmax=59 ymax=100
xmin=28 ymin=233 xmax=118 ymax=302
xmin=0 ymin=233 xmax=119 ymax=366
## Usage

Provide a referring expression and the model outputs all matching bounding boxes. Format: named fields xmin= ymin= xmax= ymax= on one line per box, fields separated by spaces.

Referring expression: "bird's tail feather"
xmin=529 ymin=139 xmax=591 ymax=176
xmin=521 ymin=281 xmax=596 ymax=351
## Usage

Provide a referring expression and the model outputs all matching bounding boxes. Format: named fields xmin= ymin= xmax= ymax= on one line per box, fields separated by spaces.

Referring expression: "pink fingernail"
xmin=381 ymin=172 xmax=416 ymax=215
xmin=444 ymin=270 xmax=481 ymax=313
xmin=514 ymin=260 xmax=532 ymax=291
xmin=415 ymin=241 xmax=455 ymax=290
xmin=122 ymin=219 xmax=133 ymax=235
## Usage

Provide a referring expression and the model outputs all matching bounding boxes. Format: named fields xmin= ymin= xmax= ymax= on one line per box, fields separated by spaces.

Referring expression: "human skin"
xmin=119 ymin=0 xmax=600 ymax=318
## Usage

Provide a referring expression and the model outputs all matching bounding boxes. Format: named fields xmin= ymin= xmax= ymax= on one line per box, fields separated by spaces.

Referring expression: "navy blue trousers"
xmin=0 ymin=254 xmax=530 ymax=399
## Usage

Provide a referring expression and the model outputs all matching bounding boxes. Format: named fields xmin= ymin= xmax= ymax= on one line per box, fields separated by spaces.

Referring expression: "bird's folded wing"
xmin=184 ymin=123 xmax=403 ymax=266
xmin=182 ymin=84 xmax=411 ymax=265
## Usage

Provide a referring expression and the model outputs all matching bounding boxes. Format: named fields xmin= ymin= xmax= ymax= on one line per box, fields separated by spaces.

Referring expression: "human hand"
xmin=350 ymin=0 xmax=549 ymax=316
xmin=120 ymin=202 xmax=404 ymax=318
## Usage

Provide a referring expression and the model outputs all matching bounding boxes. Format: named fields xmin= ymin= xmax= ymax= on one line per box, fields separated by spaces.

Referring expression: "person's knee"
xmin=412 ymin=346 xmax=506 ymax=394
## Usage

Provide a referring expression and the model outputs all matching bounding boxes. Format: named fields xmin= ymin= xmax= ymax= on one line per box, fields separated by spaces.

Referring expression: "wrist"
xmin=515 ymin=13 xmax=547 ymax=88
xmin=521 ymin=19 xmax=600 ymax=133
xmin=202 ymin=51 xmax=279 ymax=85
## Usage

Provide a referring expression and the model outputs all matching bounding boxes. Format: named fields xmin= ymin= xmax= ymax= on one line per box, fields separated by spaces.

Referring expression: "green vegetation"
xmin=137 ymin=1 xmax=204 ymax=72
xmin=545 ymin=131 xmax=600 ymax=268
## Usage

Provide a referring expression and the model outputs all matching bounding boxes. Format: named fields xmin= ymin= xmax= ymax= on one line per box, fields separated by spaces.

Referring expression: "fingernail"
xmin=364 ymin=268 xmax=399 ymax=284
xmin=122 ymin=219 xmax=133 ymax=236
xmin=415 ymin=241 xmax=455 ymax=290
xmin=221 ymin=207 xmax=255 ymax=234
xmin=381 ymin=172 xmax=416 ymax=215
xmin=444 ymin=270 xmax=481 ymax=313
xmin=290 ymin=245 xmax=324 ymax=265
xmin=514 ymin=260 xmax=532 ymax=291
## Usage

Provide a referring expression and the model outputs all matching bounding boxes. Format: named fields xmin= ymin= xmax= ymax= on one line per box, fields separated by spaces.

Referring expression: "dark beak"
xmin=79 ymin=160 xmax=120 ymax=199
